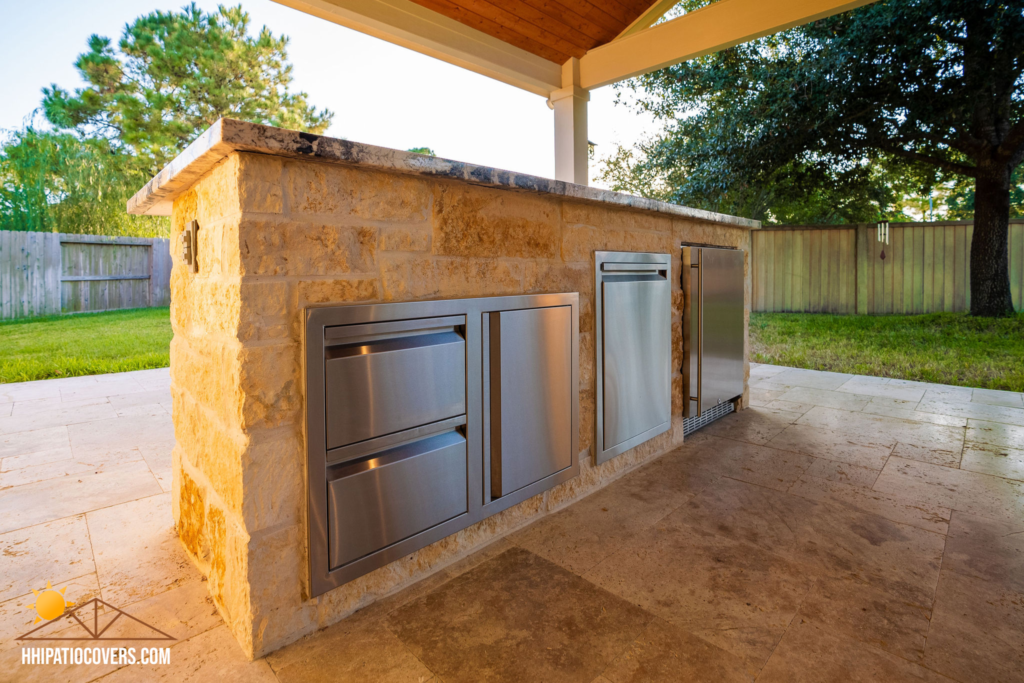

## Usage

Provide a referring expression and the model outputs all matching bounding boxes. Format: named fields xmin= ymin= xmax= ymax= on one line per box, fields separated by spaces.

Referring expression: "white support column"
xmin=550 ymin=58 xmax=589 ymax=185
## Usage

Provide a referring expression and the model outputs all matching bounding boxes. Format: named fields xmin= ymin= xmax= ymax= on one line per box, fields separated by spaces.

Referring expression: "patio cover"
xmin=272 ymin=0 xmax=875 ymax=183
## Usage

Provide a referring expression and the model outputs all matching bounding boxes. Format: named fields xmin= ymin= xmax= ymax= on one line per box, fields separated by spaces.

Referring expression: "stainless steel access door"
xmin=595 ymin=252 xmax=672 ymax=464
xmin=484 ymin=306 xmax=573 ymax=500
xmin=684 ymin=246 xmax=744 ymax=416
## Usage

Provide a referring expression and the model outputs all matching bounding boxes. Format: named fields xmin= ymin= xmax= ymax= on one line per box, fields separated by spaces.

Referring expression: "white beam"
xmin=580 ymin=0 xmax=878 ymax=90
xmin=552 ymin=59 xmax=589 ymax=185
xmin=272 ymin=0 xmax=561 ymax=97
xmin=615 ymin=0 xmax=681 ymax=40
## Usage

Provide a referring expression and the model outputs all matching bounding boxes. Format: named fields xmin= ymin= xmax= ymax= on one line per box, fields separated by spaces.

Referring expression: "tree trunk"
xmin=970 ymin=163 xmax=1016 ymax=317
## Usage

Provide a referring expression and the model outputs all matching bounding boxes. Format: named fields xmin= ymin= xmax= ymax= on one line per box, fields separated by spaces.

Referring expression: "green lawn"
xmin=750 ymin=311 xmax=1024 ymax=392
xmin=4 ymin=306 xmax=1022 ymax=391
xmin=0 ymin=307 xmax=172 ymax=383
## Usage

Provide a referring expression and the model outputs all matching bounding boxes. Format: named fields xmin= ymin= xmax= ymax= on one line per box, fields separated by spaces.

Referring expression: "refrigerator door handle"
xmin=682 ymin=247 xmax=702 ymax=418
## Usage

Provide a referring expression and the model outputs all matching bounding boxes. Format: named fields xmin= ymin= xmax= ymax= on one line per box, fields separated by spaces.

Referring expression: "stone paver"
xmin=1 ymin=365 xmax=1022 ymax=681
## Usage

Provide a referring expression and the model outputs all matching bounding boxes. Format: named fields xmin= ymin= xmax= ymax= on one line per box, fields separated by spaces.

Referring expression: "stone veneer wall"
xmin=168 ymin=151 xmax=752 ymax=659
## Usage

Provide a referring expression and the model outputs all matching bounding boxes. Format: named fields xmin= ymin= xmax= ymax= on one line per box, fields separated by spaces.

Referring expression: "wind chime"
xmin=877 ymin=221 xmax=889 ymax=260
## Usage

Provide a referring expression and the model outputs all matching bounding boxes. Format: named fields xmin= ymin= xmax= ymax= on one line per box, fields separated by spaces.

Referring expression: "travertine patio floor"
xmin=1 ymin=365 xmax=1023 ymax=682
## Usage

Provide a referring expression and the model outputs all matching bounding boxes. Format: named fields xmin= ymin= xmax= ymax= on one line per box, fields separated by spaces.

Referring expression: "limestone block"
xmin=579 ymin=298 xmax=595 ymax=338
xmin=171 ymin=337 xmax=243 ymax=431
xmin=172 ymin=189 xmax=199 ymax=238
xmin=284 ymin=161 xmax=431 ymax=222
xmin=171 ymin=444 xmax=183 ymax=524
xmin=176 ymin=462 xmax=252 ymax=646
xmin=195 ymin=217 xmax=225 ymax=277
xmin=241 ymin=430 xmax=304 ymax=533
xmin=248 ymin=524 xmax=317 ymax=657
xmin=219 ymin=218 xmax=242 ymax=277
xmin=562 ymin=201 xmax=672 ymax=233
xmin=461 ymin=496 xmax=548 ymax=555
xmin=379 ymin=225 xmax=431 ymax=252
xmin=194 ymin=155 xmax=242 ymax=223
xmin=297 ymin=278 xmax=378 ymax=307
xmin=546 ymin=451 xmax=602 ymax=510
xmin=521 ymin=261 xmax=593 ymax=297
xmin=171 ymin=388 xmax=245 ymax=516
xmin=561 ymin=224 xmax=675 ymax=264
xmin=237 ymin=344 xmax=302 ymax=432
xmin=178 ymin=468 xmax=207 ymax=561
xmin=432 ymin=184 xmax=559 ymax=259
xmin=579 ymin=332 xmax=595 ymax=389
xmin=597 ymin=428 xmax=677 ymax=482
xmin=630 ymin=211 xmax=675 ymax=234
xmin=580 ymin=388 xmax=595 ymax=453
xmin=167 ymin=158 xmax=234 ymax=231
xmin=237 ymin=154 xmax=283 ymax=214
xmin=238 ymin=281 xmax=295 ymax=343
xmin=674 ymin=219 xmax=748 ymax=250
xmin=234 ymin=218 xmax=377 ymax=277
xmin=170 ymin=278 xmax=242 ymax=341
xmin=561 ymin=201 xmax=624 ymax=229
xmin=379 ymin=255 xmax=524 ymax=301
xmin=521 ymin=261 xmax=595 ymax=331
xmin=672 ymin=375 xmax=684 ymax=415
xmin=208 ymin=506 xmax=253 ymax=645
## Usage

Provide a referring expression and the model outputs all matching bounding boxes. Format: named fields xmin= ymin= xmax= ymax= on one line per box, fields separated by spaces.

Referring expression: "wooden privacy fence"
xmin=0 ymin=231 xmax=172 ymax=321
xmin=751 ymin=220 xmax=1024 ymax=314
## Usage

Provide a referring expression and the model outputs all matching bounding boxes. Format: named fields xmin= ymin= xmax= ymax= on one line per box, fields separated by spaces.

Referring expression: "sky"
xmin=0 ymin=0 xmax=662 ymax=187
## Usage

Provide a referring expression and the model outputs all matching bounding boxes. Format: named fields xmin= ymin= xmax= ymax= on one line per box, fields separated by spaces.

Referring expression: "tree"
xmin=609 ymin=0 xmax=1024 ymax=316
xmin=0 ymin=126 xmax=165 ymax=236
xmin=1 ymin=3 xmax=332 ymax=236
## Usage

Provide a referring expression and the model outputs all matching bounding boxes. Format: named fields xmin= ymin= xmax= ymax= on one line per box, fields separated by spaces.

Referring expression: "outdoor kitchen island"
xmin=127 ymin=118 xmax=759 ymax=659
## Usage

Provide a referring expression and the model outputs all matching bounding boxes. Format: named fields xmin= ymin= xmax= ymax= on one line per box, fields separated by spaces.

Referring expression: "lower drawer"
xmin=327 ymin=430 xmax=468 ymax=569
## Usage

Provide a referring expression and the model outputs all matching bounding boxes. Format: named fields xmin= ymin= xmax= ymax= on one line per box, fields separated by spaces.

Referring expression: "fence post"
xmin=856 ymin=223 xmax=869 ymax=315
xmin=147 ymin=242 xmax=155 ymax=307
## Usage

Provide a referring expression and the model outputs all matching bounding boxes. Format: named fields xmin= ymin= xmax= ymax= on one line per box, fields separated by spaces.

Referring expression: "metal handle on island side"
xmin=682 ymin=247 xmax=702 ymax=419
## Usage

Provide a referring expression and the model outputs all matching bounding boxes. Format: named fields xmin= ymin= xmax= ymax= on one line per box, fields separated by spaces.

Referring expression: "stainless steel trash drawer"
xmin=324 ymin=317 xmax=466 ymax=450
xmin=485 ymin=306 xmax=573 ymax=499
xmin=595 ymin=252 xmax=672 ymax=463
xmin=327 ymin=430 xmax=468 ymax=569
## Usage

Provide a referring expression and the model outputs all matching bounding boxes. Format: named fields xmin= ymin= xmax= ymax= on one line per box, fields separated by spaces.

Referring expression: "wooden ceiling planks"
xmin=405 ymin=0 xmax=664 ymax=64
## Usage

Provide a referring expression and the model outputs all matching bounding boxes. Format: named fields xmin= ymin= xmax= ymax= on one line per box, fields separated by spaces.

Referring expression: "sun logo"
xmin=25 ymin=581 xmax=74 ymax=624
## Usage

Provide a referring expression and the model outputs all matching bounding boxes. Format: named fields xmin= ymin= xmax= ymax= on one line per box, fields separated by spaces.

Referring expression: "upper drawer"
xmin=324 ymin=316 xmax=466 ymax=450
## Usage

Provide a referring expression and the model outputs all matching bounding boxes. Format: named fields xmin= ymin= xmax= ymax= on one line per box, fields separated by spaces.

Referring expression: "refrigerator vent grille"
xmin=682 ymin=401 xmax=735 ymax=436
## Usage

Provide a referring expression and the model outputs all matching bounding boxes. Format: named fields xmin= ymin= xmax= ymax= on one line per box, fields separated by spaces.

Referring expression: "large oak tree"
xmin=610 ymin=0 xmax=1023 ymax=316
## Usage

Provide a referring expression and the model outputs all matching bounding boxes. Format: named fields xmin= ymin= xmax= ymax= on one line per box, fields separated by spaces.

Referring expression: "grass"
xmin=750 ymin=311 xmax=1024 ymax=392
xmin=4 ymin=306 xmax=1021 ymax=391
xmin=0 ymin=307 xmax=171 ymax=384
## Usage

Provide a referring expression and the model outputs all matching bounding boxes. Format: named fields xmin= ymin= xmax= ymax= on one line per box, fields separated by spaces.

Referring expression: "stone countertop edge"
xmin=127 ymin=118 xmax=761 ymax=230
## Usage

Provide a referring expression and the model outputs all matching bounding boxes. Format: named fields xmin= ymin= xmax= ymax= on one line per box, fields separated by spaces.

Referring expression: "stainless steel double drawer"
xmin=305 ymin=294 xmax=580 ymax=597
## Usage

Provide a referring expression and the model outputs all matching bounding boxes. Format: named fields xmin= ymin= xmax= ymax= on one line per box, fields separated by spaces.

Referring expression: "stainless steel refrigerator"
xmin=682 ymin=245 xmax=745 ymax=431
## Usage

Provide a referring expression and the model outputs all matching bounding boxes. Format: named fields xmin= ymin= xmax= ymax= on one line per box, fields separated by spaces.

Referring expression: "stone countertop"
xmin=127 ymin=118 xmax=760 ymax=230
